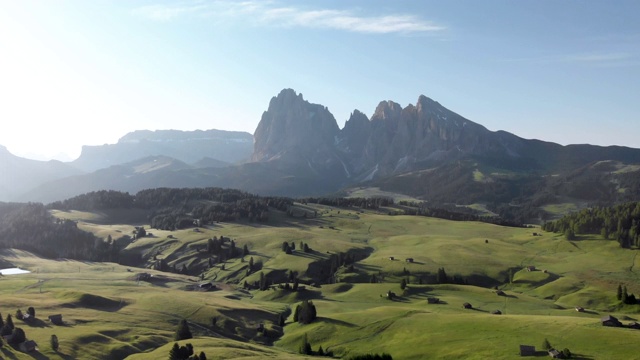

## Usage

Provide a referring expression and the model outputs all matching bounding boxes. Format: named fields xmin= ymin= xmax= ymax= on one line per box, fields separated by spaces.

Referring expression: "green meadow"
xmin=0 ymin=204 xmax=638 ymax=359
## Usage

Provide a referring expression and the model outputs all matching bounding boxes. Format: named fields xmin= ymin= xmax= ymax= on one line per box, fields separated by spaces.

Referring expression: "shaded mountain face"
xmin=10 ymin=88 xmax=640 ymax=219
xmin=253 ymin=89 xmax=340 ymax=163
xmin=0 ymin=145 xmax=83 ymax=201
xmin=72 ymin=129 xmax=253 ymax=172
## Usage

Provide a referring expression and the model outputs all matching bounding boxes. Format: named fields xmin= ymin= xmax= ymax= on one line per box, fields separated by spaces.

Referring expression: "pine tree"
xmin=623 ymin=286 xmax=629 ymax=303
xmin=617 ymin=284 xmax=623 ymax=301
xmin=299 ymin=333 xmax=312 ymax=355
xmin=169 ymin=342 xmax=181 ymax=360
xmin=400 ymin=279 xmax=407 ymax=290
xmin=318 ymin=345 xmax=324 ymax=356
xmin=293 ymin=305 xmax=300 ymax=322
xmin=175 ymin=319 xmax=193 ymax=340
xmin=50 ymin=334 xmax=59 ymax=351
xmin=541 ymin=338 xmax=552 ymax=350
xmin=10 ymin=328 xmax=25 ymax=344
xmin=243 ymin=244 xmax=249 ymax=256
xmin=5 ymin=314 xmax=13 ymax=330
xmin=198 ymin=351 xmax=207 ymax=360
xmin=0 ymin=313 xmax=4 ymax=328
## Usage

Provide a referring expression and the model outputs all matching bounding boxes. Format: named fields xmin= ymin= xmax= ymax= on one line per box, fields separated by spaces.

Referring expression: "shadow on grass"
xmin=51 ymin=350 xmax=74 ymax=360
xmin=22 ymin=318 xmax=50 ymax=328
xmin=26 ymin=351 xmax=51 ymax=360
xmin=317 ymin=317 xmax=357 ymax=328
xmin=1 ymin=347 xmax=19 ymax=360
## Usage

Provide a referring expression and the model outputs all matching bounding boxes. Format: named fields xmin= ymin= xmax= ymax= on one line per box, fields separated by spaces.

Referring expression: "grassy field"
xmin=0 ymin=205 xmax=638 ymax=359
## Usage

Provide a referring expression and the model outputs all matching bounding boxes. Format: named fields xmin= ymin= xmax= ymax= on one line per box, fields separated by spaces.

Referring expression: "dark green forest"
xmin=543 ymin=202 xmax=640 ymax=248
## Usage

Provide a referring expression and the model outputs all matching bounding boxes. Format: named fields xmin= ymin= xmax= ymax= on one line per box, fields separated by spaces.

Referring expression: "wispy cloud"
xmin=503 ymin=52 xmax=637 ymax=68
xmin=132 ymin=1 xmax=445 ymax=35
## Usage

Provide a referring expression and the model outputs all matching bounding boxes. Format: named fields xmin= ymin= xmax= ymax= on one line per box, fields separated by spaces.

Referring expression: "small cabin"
xmin=48 ymin=314 xmax=63 ymax=325
xmin=427 ymin=297 xmax=439 ymax=304
xmin=198 ymin=282 xmax=216 ymax=290
xmin=405 ymin=258 xmax=414 ymax=263
xmin=575 ymin=306 xmax=584 ymax=312
xmin=601 ymin=315 xmax=622 ymax=327
xmin=548 ymin=349 xmax=564 ymax=359
xmin=526 ymin=266 xmax=536 ymax=272
xmin=388 ymin=256 xmax=395 ymax=261
xmin=519 ymin=345 xmax=535 ymax=356
xmin=19 ymin=340 xmax=38 ymax=352
xmin=628 ymin=322 xmax=640 ymax=329
xmin=491 ymin=310 xmax=502 ymax=315
xmin=496 ymin=290 xmax=506 ymax=296
xmin=463 ymin=302 xmax=472 ymax=309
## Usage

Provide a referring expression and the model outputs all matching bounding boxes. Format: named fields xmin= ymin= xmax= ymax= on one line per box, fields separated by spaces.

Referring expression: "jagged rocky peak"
xmin=252 ymin=89 xmax=340 ymax=162
xmin=338 ymin=110 xmax=371 ymax=154
xmin=372 ymin=100 xmax=403 ymax=122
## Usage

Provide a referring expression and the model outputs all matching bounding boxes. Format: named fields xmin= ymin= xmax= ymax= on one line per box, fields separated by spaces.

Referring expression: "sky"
xmin=0 ymin=0 xmax=639 ymax=161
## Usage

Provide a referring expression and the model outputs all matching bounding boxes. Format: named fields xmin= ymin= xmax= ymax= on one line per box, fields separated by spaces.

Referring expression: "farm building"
xmin=48 ymin=314 xmax=63 ymax=325
xmin=19 ymin=340 xmax=38 ymax=352
xmin=601 ymin=315 xmax=622 ymax=327
xmin=491 ymin=310 xmax=502 ymax=315
xmin=519 ymin=345 xmax=535 ymax=356
xmin=405 ymin=258 xmax=414 ymax=263
xmin=526 ymin=266 xmax=536 ymax=272
xmin=463 ymin=302 xmax=472 ymax=309
xmin=575 ymin=306 xmax=584 ymax=312
xmin=427 ymin=297 xmax=439 ymax=304
xmin=548 ymin=349 xmax=565 ymax=358
xmin=388 ymin=256 xmax=394 ymax=261
xmin=496 ymin=290 xmax=506 ymax=296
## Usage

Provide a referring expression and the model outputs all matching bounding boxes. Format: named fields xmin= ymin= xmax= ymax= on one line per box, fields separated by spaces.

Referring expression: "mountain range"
xmin=2 ymin=88 xmax=640 ymax=221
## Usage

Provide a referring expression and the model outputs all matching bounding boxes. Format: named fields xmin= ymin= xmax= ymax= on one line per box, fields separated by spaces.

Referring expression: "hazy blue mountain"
xmin=0 ymin=145 xmax=83 ymax=201
xmin=72 ymin=129 xmax=253 ymax=172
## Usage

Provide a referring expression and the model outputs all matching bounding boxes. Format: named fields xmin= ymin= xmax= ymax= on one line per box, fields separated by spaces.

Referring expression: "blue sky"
xmin=0 ymin=1 xmax=638 ymax=161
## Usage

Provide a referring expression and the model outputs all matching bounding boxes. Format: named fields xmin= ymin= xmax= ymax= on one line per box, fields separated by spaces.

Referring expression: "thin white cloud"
xmin=132 ymin=1 xmax=445 ymax=35
xmin=503 ymin=52 xmax=637 ymax=67
xmin=562 ymin=53 xmax=631 ymax=63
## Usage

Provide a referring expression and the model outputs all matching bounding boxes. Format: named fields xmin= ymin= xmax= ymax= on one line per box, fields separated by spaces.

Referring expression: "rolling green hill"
xmin=0 ymin=204 xmax=638 ymax=359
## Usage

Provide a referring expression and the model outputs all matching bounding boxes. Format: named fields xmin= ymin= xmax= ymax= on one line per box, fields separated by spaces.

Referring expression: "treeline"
xmin=48 ymin=188 xmax=293 ymax=229
xmin=542 ymin=202 xmax=640 ymax=248
xmin=398 ymin=201 xmax=527 ymax=228
xmin=0 ymin=202 xmax=116 ymax=261
xmin=300 ymin=197 xmax=394 ymax=209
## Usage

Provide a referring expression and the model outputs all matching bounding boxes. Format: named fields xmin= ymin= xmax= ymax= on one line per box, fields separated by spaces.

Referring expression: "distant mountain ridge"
xmin=0 ymin=145 xmax=83 ymax=201
xmin=5 ymin=88 xmax=640 ymax=222
xmin=72 ymin=129 xmax=253 ymax=172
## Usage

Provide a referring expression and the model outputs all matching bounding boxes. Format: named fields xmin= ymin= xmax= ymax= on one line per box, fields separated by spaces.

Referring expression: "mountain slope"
xmin=0 ymin=145 xmax=83 ymax=201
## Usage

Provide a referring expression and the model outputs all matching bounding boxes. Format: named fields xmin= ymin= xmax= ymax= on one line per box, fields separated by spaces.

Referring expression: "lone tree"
xmin=27 ymin=307 xmax=35 ymax=318
xmin=541 ymin=338 xmax=552 ymax=351
xmin=299 ymin=333 xmax=312 ymax=355
xmin=10 ymin=327 xmax=26 ymax=344
xmin=296 ymin=300 xmax=317 ymax=324
xmin=400 ymin=279 xmax=407 ymax=290
xmin=50 ymin=334 xmax=59 ymax=351
xmin=175 ymin=319 xmax=193 ymax=340
xmin=617 ymin=284 xmax=623 ymax=301
xmin=5 ymin=314 xmax=14 ymax=330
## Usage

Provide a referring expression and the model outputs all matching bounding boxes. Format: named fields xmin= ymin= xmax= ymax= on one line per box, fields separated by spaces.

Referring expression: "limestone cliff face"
xmin=252 ymin=89 xmax=340 ymax=163
xmin=252 ymin=89 xmax=552 ymax=183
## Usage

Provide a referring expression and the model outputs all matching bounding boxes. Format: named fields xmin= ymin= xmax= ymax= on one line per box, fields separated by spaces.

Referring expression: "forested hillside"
xmin=543 ymin=201 xmax=640 ymax=248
